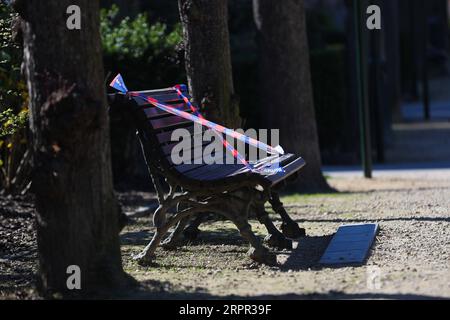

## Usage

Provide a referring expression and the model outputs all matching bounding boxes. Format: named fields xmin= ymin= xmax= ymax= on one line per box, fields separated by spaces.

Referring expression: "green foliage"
xmin=0 ymin=3 xmax=25 ymax=113
xmin=0 ymin=108 xmax=28 ymax=138
xmin=101 ymin=5 xmax=182 ymax=60
xmin=100 ymin=5 xmax=184 ymax=91
xmin=0 ymin=3 xmax=28 ymax=191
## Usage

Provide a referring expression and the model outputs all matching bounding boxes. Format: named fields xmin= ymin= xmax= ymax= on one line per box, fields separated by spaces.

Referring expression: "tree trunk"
xmin=178 ymin=0 xmax=240 ymax=128
xmin=13 ymin=0 xmax=131 ymax=296
xmin=253 ymin=0 xmax=330 ymax=192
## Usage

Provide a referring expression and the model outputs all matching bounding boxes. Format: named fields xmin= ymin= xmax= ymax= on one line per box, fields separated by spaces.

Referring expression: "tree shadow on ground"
xmin=292 ymin=216 xmax=450 ymax=223
xmin=120 ymin=224 xmax=248 ymax=247
xmin=121 ymin=230 xmax=154 ymax=246
xmin=120 ymin=224 xmax=341 ymax=271
xmin=182 ymin=227 xmax=248 ymax=247
xmin=118 ymin=280 xmax=447 ymax=300
xmin=279 ymin=185 xmax=450 ymax=198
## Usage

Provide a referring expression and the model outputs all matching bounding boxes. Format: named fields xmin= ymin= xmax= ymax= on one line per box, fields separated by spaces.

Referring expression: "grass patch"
xmin=280 ymin=192 xmax=354 ymax=204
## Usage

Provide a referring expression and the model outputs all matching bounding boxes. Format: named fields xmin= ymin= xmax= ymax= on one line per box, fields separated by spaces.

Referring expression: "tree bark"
xmin=253 ymin=0 xmax=330 ymax=192
xmin=13 ymin=0 xmax=131 ymax=296
xmin=178 ymin=0 xmax=241 ymax=128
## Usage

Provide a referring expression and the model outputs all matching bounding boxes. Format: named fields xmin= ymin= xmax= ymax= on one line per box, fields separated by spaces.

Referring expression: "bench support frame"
xmin=110 ymin=92 xmax=307 ymax=265
xmin=134 ymin=167 xmax=305 ymax=265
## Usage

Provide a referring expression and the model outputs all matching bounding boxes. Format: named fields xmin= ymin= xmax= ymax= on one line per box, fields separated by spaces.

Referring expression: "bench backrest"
xmin=109 ymin=88 xmax=251 ymax=188
xmin=109 ymin=87 xmax=306 ymax=190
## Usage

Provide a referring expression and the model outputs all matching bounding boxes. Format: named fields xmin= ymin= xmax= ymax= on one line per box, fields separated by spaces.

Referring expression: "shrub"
xmin=0 ymin=3 xmax=29 ymax=192
xmin=0 ymin=108 xmax=28 ymax=138
xmin=101 ymin=5 xmax=184 ymax=90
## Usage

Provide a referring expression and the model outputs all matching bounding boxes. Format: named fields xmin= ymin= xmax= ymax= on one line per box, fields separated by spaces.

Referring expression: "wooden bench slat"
xmin=133 ymin=92 xmax=186 ymax=103
xmin=174 ymin=163 xmax=208 ymax=174
xmin=150 ymin=115 xmax=193 ymax=130
xmin=134 ymin=97 xmax=184 ymax=107
xmin=266 ymin=157 xmax=306 ymax=185
xmin=184 ymin=163 xmax=244 ymax=180
xmin=201 ymin=165 xmax=247 ymax=180
xmin=225 ymin=154 xmax=295 ymax=177
xmin=165 ymin=135 xmax=234 ymax=165
xmin=162 ymin=140 xmax=212 ymax=157
xmin=167 ymin=149 xmax=225 ymax=167
xmin=162 ymin=131 xmax=229 ymax=155
xmin=156 ymin=125 xmax=206 ymax=145
xmin=182 ymin=164 xmax=222 ymax=179
xmin=160 ymin=128 xmax=206 ymax=148
xmin=137 ymin=87 xmax=188 ymax=95
xmin=156 ymin=127 xmax=192 ymax=145
xmin=142 ymin=103 xmax=192 ymax=119
xmin=109 ymin=89 xmax=306 ymax=189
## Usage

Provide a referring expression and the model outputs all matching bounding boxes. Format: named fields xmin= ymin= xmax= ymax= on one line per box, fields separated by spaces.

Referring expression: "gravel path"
xmin=120 ymin=175 xmax=450 ymax=299
xmin=0 ymin=195 xmax=37 ymax=299
xmin=1 ymin=173 xmax=449 ymax=299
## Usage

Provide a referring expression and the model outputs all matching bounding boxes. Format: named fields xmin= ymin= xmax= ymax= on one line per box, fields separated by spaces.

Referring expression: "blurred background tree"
xmin=253 ymin=0 xmax=330 ymax=192
xmin=178 ymin=0 xmax=241 ymax=128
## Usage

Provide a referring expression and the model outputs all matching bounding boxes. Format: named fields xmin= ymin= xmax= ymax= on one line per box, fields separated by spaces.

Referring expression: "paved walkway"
xmin=402 ymin=70 xmax=450 ymax=121
xmin=323 ymin=162 xmax=450 ymax=179
xmin=387 ymin=69 xmax=450 ymax=163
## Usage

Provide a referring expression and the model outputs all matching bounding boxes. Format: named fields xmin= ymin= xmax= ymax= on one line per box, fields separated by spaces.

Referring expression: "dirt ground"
xmin=1 ymin=174 xmax=449 ymax=299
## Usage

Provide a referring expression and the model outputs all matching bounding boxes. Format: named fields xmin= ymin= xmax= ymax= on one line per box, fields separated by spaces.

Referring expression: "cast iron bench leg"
xmin=269 ymin=191 xmax=306 ymax=239
xmin=255 ymin=204 xmax=293 ymax=250
xmin=169 ymin=205 xmax=302 ymax=248
xmin=161 ymin=215 xmax=190 ymax=249
xmin=136 ymin=189 xmax=278 ymax=265
xmin=134 ymin=204 xmax=169 ymax=265
xmin=162 ymin=193 xmax=299 ymax=252
xmin=135 ymin=202 xmax=211 ymax=265
xmin=183 ymin=214 xmax=203 ymax=240
xmin=214 ymin=204 xmax=277 ymax=266
xmin=161 ymin=203 xmax=203 ymax=249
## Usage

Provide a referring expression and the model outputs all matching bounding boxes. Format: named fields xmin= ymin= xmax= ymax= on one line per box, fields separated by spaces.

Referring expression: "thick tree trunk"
xmin=178 ymin=0 xmax=240 ymax=128
xmin=14 ymin=0 xmax=131 ymax=296
xmin=253 ymin=0 xmax=330 ymax=192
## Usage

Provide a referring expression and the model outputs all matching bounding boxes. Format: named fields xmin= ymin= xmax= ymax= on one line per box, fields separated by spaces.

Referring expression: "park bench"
xmin=108 ymin=86 xmax=307 ymax=265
